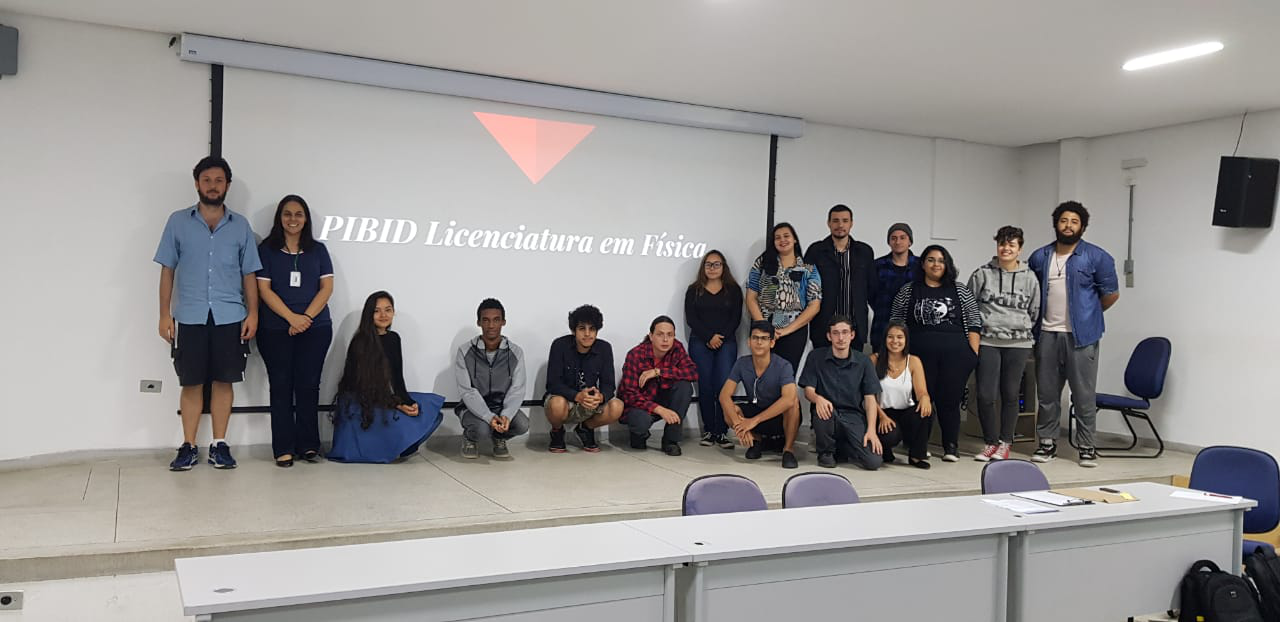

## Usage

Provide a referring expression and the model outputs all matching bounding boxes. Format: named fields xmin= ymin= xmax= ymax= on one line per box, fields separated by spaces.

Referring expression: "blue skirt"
xmin=328 ymin=392 xmax=444 ymax=464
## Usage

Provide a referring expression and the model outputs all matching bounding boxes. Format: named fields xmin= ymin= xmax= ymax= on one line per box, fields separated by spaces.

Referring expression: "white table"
xmin=625 ymin=496 xmax=1023 ymax=622
xmin=1001 ymin=481 xmax=1252 ymax=622
xmin=175 ymin=522 xmax=690 ymax=621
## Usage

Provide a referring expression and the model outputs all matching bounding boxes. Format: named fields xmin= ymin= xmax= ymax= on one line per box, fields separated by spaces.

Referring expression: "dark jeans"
xmin=913 ymin=331 xmax=978 ymax=452
xmin=772 ymin=330 xmax=808 ymax=375
xmin=976 ymin=345 xmax=1030 ymax=444
xmin=883 ymin=406 xmax=931 ymax=461
xmin=625 ymin=381 xmax=693 ymax=446
xmin=257 ymin=324 xmax=333 ymax=458
xmin=687 ymin=338 xmax=738 ymax=436
xmin=812 ymin=409 xmax=899 ymax=470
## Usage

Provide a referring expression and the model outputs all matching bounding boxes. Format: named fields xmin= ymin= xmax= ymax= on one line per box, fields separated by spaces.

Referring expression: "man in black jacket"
xmin=804 ymin=204 xmax=877 ymax=350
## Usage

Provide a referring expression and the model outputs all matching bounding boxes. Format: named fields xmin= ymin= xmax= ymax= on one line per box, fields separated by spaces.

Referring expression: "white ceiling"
xmin=3 ymin=0 xmax=1279 ymax=146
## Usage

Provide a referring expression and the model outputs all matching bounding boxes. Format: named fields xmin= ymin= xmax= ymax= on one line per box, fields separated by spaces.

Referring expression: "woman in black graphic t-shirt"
xmin=889 ymin=245 xmax=982 ymax=463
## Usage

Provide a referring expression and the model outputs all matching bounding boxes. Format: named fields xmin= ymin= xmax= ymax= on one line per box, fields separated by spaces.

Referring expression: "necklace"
xmin=1052 ymin=253 xmax=1068 ymax=277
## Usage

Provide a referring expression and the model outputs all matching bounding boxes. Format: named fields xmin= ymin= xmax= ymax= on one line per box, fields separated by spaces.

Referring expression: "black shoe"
xmin=817 ymin=452 xmax=836 ymax=468
xmin=745 ymin=444 xmax=763 ymax=460
xmin=574 ymin=424 xmax=600 ymax=453
xmin=882 ymin=450 xmax=896 ymax=464
xmin=1031 ymin=440 xmax=1057 ymax=463
xmin=716 ymin=434 xmax=736 ymax=450
xmin=662 ymin=442 xmax=682 ymax=457
xmin=275 ymin=455 xmax=294 ymax=468
xmin=630 ymin=433 xmax=649 ymax=450
xmin=549 ymin=427 xmax=567 ymax=453
xmin=781 ymin=451 xmax=798 ymax=469
xmin=910 ymin=458 xmax=931 ymax=470
xmin=300 ymin=450 xmax=322 ymax=463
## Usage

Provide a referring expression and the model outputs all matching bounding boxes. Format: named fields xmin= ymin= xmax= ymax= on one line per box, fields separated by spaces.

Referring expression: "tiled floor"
xmin=1 ymin=434 xmax=1193 ymax=585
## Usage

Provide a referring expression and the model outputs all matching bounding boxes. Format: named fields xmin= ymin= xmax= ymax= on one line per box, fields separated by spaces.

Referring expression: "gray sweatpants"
xmin=1035 ymin=331 xmax=1099 ymax=448
xmin=457 ymin=408 xmax=530 ymax=443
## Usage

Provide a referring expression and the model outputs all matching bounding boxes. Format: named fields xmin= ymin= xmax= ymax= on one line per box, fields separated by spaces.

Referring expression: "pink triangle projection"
xmin=474 ymin=112 xmax=595 ymax=184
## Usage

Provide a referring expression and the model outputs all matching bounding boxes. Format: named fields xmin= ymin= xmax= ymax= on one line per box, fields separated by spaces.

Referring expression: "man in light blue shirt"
xmin=154 ymin=156 xmax=261 ymax=471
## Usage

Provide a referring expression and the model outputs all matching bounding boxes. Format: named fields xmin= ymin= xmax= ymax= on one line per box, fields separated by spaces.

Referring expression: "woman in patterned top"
xmin=746 ymin=223 xmax=822 ymax=373
xmin=890 ymin=245 xmax=982 ymax=463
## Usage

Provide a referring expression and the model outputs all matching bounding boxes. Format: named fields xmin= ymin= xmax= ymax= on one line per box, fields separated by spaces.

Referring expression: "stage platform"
xmin=1 ymin=433 xmax=1193 ymax=584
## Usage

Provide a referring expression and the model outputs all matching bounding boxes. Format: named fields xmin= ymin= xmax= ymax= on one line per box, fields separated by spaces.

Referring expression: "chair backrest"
xmin=1190 ymin=445 xmax=1280 ymax=534
xmin=682 ymin=474 xmax=768 ymax=516
xmin=1124 ymin=337 xmax=1172 ymax=399
xmin=782 ymin=472 xmax=860 ymax=508
xmin=981 ymin=459 xmax=1050 ymax=494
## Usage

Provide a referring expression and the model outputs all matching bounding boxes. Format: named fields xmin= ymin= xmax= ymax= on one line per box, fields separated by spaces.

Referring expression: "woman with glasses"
xmin=684 ymin=249 xmax=743 ymax=448
xmin=890 ymin=245 xmax=981 ymax=463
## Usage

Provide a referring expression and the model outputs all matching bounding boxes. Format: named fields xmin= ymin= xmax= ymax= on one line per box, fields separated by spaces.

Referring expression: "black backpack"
xmin=1178 ymin=559 xmax=1264 ymax=622
xmin=1245 ymin=548 xmax=1280 ymax=622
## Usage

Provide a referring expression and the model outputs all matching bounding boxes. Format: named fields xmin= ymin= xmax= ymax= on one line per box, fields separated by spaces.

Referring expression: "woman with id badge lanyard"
xmin=745 ymin=223 xmax=822 ymax=373
xmin=256 ymin=195 xmax=334 ymax=467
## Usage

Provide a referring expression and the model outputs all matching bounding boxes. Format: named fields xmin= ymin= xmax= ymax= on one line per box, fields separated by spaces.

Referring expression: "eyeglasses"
xmin=924 ymin=257 xmax=946 ymax=264
xmin=748 ymin=335 xmax=773 ymax=342
xmin=704 ymin=261 xmax=723 ymax=269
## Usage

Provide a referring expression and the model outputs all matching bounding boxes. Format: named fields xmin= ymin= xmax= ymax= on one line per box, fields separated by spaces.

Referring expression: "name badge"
xmin=289 ymin=271 xmax=302 ymax=287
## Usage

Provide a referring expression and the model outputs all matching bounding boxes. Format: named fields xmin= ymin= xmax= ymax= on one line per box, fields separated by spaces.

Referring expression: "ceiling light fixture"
xmin=1123 ymin=41 xmax=1224 ymax=71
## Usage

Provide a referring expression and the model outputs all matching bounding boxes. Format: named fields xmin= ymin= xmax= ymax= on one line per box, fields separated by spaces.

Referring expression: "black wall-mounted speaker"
xmin=1213 ymin=156 xmax=1279 ymax=228
xmin=0 ymin=25 xmax=15 ymax=77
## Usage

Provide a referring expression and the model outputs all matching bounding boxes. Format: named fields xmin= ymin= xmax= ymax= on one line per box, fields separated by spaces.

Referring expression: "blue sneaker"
xmin=208 ymin=442 xmax=238 ymax=469
xmin=169 ymin=443 xmax=199 ymax=471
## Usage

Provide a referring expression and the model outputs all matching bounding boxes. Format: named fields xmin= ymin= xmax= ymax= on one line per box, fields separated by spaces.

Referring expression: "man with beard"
xmin=154 ymin=156 xmax=261 ymax=471
xmin=804 ymin=204 xmax=877 ymax=351
xmin=1027 ymin=201 xmax=1119 ymax=468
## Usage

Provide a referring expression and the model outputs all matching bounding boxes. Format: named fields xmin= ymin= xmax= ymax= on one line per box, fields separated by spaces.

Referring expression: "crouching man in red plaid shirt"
xmin=619 ymin=316 xmax=700 ymax=456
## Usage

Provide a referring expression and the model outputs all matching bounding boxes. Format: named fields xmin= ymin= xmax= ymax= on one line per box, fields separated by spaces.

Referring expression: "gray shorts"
xmin=543 ymin=394 xmax=603 ymax=426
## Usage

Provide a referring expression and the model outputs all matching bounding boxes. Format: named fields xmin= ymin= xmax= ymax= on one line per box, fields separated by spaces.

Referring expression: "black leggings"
xmin=772 ymin=330 xmax=808 ymax=374
xmin=912 ymin=331 xmax=977 ymax=452
xmin=883 ymin=407 xmax=932 ymax=461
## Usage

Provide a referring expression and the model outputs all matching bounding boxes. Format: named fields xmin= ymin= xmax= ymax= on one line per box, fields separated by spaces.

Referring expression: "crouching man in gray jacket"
xmin=455 ymin=298 xmax=530 ymax=460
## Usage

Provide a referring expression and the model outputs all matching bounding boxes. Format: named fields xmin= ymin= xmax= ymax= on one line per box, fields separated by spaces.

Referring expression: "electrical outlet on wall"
xmin=0 ymin=591 xmax=24 ymax=610
xmin=140 ymin=379 xmax=162 ymax=393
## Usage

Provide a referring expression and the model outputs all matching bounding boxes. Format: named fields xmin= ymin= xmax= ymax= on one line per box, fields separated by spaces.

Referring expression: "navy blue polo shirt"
xmin=726 ymin=354 xmax=795 ymax=407
xmin=255 ymin=242 xmax=334 ymax=331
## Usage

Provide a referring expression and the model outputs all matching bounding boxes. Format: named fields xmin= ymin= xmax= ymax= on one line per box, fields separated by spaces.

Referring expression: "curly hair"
xmin=567 ymin=304 xmax=603 ymax=332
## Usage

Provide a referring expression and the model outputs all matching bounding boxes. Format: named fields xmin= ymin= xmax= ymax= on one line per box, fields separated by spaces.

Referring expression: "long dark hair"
xmin=760 ymin=222 xmax=802 ymax=275
xmin=336 ymin=291 xmax=399 ymax=428
xmin=874 ymin=321 xmax=911 ymax=380
xmin=916 ymin=244 xmax=959 ymax=285
xmin=263 ymin=194 xmax=317 ymax=252
xmin=688 ymin=249 xmax=741 ymax=298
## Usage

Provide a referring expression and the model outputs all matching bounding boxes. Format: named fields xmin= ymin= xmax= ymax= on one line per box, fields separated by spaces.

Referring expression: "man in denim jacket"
xmin=1027 ymin=201 xmax=1120 ymax=468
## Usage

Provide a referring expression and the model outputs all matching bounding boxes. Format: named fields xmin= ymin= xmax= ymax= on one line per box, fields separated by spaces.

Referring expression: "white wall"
xmin=1028 ymin=111 xmax=1280 ymax=458
xmin=774 ymin=125 xmax=1023 ymax=300
xmin=0 ymin=14 xmax=210 ymax=461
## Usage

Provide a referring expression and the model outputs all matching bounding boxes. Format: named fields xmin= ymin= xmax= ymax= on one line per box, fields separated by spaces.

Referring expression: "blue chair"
xmin=981 ymin=459 xmax=1050 ymax=495
xmin=1189 ymin=446 xmax=1280 ymax=557
xmin=1069 ymin=336 xmax=1171 ymax=458
xmin=782 ymin=472 xmax=859 ymax=508
xmin=682 ymin=474 xmax=768 ymax=516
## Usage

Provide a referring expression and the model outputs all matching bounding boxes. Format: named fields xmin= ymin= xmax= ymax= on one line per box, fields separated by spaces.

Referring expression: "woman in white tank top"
xmin=869 ymin=322 xmax=934 ymax=469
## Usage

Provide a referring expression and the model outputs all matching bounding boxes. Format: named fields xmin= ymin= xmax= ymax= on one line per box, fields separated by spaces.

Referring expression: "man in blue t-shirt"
xmin=154 ymin=156 xmax=262 ymax=472
xmin=719 ymin=321 xmax=801 ymax=469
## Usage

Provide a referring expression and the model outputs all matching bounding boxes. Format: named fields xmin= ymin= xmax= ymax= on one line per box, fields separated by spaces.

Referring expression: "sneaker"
xmin=208 ymin=442 xmax=237 ymax=469
xmin=745 ymin=444 xmax=763 ymax=460
xmin=975 ymin=444 xmax=998 ymax=462
xmin=781 ymin=451 xmax=798 ymax=469
xmin=699 ymin=432 xmax=715 ymax=447
xmin=662 ymin=442 xmax=682 ymax=457
xmin=629 ymin=433 xmax=649 ymax=450
xmin=716 ymin=434 xmax=735 ymax=450
xmin=994 ymin=442 xmax=1011 ymax=461
xmin=549 ymin=427 xmax=567 ymax=453
xmin=461 ymin=439 xmax=479 ymax=459
xmin=942 ymin=453 xmax=959 ymax=463
xmin=575 ymin=424 xmax=600 ymax=453
xmin=492 ymin=438 xmax=512 ymax=460
xmin=817 ymin=452 xmax=836 ymax=468
xmin=1078 ymin=447 xmax=1098 ymax=468
xmin=909 ymin=458 xmax=931 ymax=470
xmin=1031 ymin=441 xmax=1057 ymax=463
xmin=942 ymin=443 xmax=959 ymax=462
xmin=169 ymin=443 xmax=199 ymax=471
